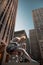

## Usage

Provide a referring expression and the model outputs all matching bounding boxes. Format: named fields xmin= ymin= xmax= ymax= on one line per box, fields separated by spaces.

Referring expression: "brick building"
xmin=29 ymin=29 xmax=40 ymax=62
xmin=32 ymin=8 xmax=43 ymax=40
xmin=0 ymin=0 xmax=18 ymax=64
xmin=32 ymin=8 xmax=43 ymax=64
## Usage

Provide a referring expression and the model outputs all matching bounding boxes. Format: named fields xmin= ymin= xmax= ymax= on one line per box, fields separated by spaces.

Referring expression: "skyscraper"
xmin=32 ymin=8 xmax=43 ymax=40
xmin=32 ymin=8 xmax=43 ymax=65
xmin=0 ymin=0 xmax=18 ymax=64
xmin=29 ymin=29 xmax=40 ymax=62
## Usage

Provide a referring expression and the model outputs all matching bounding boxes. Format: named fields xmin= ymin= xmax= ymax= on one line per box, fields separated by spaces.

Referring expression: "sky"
xmin=15 ymin=0 xmax=43 ymax=37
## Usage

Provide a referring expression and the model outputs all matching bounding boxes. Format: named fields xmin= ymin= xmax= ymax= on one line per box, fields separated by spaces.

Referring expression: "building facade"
xmin=29 ymin=29 xmax=40 ymax=62
xmin=32 ymin=8 xmax=43 ymax=65
xmin=39 ymin=40 xmax=43 ymax=64
xmin=32 ymin=8 xmax=43 ymax=40
xmin=0 ymin=0 xmax=18 ymax=64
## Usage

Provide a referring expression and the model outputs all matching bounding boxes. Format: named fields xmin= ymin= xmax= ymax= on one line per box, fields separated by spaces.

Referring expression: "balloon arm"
xmin=18 ymin=48 xmax=32 ymax=61
xmin=17 ymin=48 xmax=39 ymax=63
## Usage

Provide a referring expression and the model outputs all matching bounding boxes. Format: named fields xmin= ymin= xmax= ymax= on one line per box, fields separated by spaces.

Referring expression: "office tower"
xmin=29 ymin=29 xmax=40 ymax=62
xmin=0 ymin=0 xmax=18 ymax=64
xmin=32 ymin=8 xmax=43 ymax=65
xmin=32 ymin=8 xmax=43 ymax=40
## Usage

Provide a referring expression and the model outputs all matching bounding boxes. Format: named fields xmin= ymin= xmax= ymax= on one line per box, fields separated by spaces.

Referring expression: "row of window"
xmin=4 ymin=1 xmax=16 ymax=43
xmin=9 ymin=6 xmax=15 ymax=40
xmin=5 ymin=5 xmax=14 ymax=42
xmin=0 ymin=0 xmax=12 ymax=32
xmin=2 ymin=0 xmax=13 ymax=42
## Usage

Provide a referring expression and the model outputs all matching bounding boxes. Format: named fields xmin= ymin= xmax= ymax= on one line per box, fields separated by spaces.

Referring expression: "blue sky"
xmin=15 ymin=0 xmax=43 ymax=37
